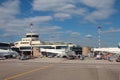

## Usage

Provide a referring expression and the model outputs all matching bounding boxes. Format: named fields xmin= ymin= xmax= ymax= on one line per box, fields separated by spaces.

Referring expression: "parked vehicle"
xmin=66 ymin=50 xmax=77 ymax=59
xmin=116 ymin=56 xmax=120 ymax=62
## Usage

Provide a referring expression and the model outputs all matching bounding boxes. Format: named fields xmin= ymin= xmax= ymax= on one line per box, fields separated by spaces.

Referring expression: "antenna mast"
xmin=30 ymin=23 xmax=33 ymax=57
xmin=30 ymin=23 xmax=33 ymax=33
xmin=98 ymin=26 xmax=101 ymax=48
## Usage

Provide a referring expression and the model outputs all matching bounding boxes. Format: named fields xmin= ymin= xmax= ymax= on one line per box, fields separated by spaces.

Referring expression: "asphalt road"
xmin=0 ymin=59 xmax=120 ymax=80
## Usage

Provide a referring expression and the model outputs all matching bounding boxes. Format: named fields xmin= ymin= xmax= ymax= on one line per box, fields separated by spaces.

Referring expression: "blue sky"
xmin=0 ymin=0 xmax=120 ymax=47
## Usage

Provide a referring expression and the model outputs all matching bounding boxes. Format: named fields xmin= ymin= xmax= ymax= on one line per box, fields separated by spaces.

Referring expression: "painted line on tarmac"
xmin=4 ymin=64 xmax=54 ymax=80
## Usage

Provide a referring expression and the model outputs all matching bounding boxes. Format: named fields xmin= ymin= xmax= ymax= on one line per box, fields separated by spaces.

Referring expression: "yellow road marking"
xmin=4 ymin=64 xmax=53 ymax=80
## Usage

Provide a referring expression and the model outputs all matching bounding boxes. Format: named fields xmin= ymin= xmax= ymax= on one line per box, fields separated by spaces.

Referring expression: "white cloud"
xmin=81 ymin=0 xmax=116 ymax=22
xmin=84 ymin=9 xmax=116 ymax=22
xmin=33 ymin=0 xmax=73 ymax=11
xmin=0 ymin=0 xmax=20 ymax=30
xmin=0 ymin=15 xmax=53 ymax=34
xmin=0 ymin=0 xmax=20 ymax=37
xmin=71 ymin=32 xmax=81 ymax=36
xmin=56 ymin=4 xmax=76 ymax=11
xmin=66 ymin=31 xmax=81 ymax=37
xmin=33 ymin=0 xmax=116 ymax=22
xmin=7 ymin=16 xmax=52 ymax=27
xmin=32 ymin=0 xmax=87 ymax=20
xmin=102 ymin=28 xmax=120 ymax=33
xmin=81 ymin=0 xmax=115 ymax=9
xmin=0 ymin=0 xmax=19 ymax=20
xmin=54 ymin=13 xmax=71 ymax=20
xmin=25 ymin=16 xmax=53 ymax=23
xmin=0 ymin=0 xmax=54 ymax=38
xmin=39 ymin=26 xmax=62 ymax=33
xmin=85 ymin=34 xmax=92 ymax=38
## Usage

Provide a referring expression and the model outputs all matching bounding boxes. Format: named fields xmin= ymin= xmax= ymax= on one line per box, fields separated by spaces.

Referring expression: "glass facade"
xmin=26 ymin=35 xmax=39 ymax=38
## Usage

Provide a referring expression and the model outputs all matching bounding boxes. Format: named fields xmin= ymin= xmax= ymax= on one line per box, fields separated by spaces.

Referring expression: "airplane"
xmin=40 ymin=48 xmax=67 ymax=58
xmin=0 ymin=49 xmax=19 ymax=59
xmin=92 ymin=43 xmax=120 ymax=54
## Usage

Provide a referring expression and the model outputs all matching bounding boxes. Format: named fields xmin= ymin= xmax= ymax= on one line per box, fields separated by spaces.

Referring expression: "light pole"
xmin=98 ymin=26 xmax=101 ymax=48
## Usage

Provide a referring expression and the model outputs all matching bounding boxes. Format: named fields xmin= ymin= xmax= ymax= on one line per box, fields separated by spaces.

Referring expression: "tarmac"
xmin=0 ymin=57 xmax=120 ymax=64
xmin=15 ymin=57 xmax=120 ymax=64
